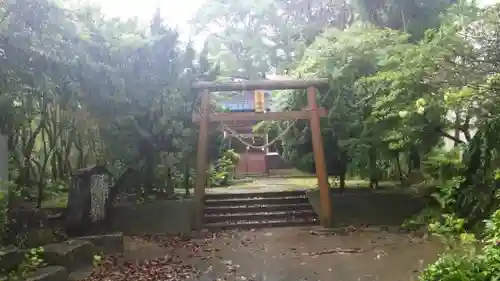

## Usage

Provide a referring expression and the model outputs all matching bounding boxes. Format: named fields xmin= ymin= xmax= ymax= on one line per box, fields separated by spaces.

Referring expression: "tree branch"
xmin=437 ymin=127 xmax=466 ymax=144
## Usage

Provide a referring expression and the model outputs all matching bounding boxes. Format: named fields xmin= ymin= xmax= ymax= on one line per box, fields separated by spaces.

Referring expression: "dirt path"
xmin=88 ymin=227 xmax=442 ymax=281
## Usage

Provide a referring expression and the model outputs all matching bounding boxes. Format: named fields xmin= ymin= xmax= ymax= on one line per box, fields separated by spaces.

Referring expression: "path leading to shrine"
xmin=86 ymin=226 xmax=441 ymax=281
xmin=84 ymin=175 xmax=437 ymax=281
xmin=203 ymin=172 xmax=403 ymax=194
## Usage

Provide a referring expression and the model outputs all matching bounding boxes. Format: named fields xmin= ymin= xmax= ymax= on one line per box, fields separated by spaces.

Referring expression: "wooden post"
xmin=194 ymin=89 xmax=210 ymax=230
xmin=307 ymin=86 xmax=333 ymax=227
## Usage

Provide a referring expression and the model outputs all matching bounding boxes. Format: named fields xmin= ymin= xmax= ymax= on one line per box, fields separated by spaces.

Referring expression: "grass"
xmin=284 ymin=178 xmax=402 ymax=189
xmin=226 ymin=177 xmax=401 ymax=190
xmin=231 ymin=169 xmax=402 ymax=190
xmin=42 ymin=193 xmax=68 ymax=209
xmin=42 ymin=188 xmax=197 ymax=209
xmin=40 ymin=168 xmax=417 ymax=208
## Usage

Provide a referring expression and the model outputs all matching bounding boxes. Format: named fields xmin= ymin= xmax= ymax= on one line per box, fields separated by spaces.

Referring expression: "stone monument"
xmin=65 ymin=166 xmax=113 ymax=236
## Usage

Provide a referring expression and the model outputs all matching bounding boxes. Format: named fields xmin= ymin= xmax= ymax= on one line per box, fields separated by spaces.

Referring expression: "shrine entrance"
xmin=191 ymin=79 xmax=333 ymax=229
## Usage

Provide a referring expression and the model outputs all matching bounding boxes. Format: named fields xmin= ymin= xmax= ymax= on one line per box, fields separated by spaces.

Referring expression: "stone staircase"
xmin=204 ymin=190 xmax=318 ymax=229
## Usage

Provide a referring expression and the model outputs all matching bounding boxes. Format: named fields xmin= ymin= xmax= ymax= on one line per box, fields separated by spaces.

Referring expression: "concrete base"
xmin=306 ymin=189 xmax=428 ymax=226
xmin=26 ymin=266 xmax=68 ymax=281
xmin=0 ymin=245 xmax=25 ymax=272
xmin=43 ymin=240 xmax=94 ymax=271
xmin=78 ymin=233 xmax=124 ymax=254
xmin=108 ymin=199 xmax=194 ymax=235
xmin=2 ymin=235 xmax=125 ymax=281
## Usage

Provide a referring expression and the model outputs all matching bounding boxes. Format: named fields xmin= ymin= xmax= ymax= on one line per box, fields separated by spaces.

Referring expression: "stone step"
xmin=204 ymin=203 xmax=313 ymax=214
xmin=204 ymin=196 xmax=308 ymax=207
xmin=203 ymin=191 xmax=316 ymax=229
xmin=204 ymin=218 xmax=319 ymax=230
xmin=77 ymin=233 xmax=124 ymax=255
xmin=69 ymin=265 xmax=94 ymax=281
xmin=205 ymin=190 xmax=307 ymax=200
xmin=0 ymin=245 xmax=25 ymax=272
xmin=26 ymin=266 xmax=68 ymax=281
xmin=43 ymin=240 xmax=94 ymax=272
xmin=204 ymin=210 xmax=317 ymax=223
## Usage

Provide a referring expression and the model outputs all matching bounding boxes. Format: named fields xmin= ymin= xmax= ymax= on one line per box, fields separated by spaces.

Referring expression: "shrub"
xmin=420 ymin=209 xmax=500 ymax=281
xmin=0 ymin=247 xmax=45 ymax=281
xmin=209 ymin=149 xmax=240 ymax=186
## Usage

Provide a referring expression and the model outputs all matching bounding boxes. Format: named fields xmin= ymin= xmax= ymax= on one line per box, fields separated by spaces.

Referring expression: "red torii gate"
xmin=191 ymin=79 xmax=333 ymax=229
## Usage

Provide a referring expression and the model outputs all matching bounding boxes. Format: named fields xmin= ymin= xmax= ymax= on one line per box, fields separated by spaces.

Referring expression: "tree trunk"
xmin=183 ymin=164 xmax=190 ymax=196
xmin=339 ymin=172 xmax=346 ymax=191
xmin=165 ymin=167 xmax=173 ymax=195
xmin=408 ymin=146 xmax=421 ymax=172
xmin=368 ymin=146 xmax=378 ymax=189
xmin=395 ymin=151 xmax=404 ymax=185
xmin=338 ymin=149 xmax=349 ymax=192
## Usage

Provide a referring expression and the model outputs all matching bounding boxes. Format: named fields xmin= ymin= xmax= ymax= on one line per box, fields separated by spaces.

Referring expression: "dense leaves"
xmin=0 ymin=0 xmax=221 ymax=204
xmin=191 ymin=0 xmax=454 ymax=77
xmin=277 ymin=25 xmax=412 ymax=189
xmin=191 ymin=0 xmax=354 ymax=77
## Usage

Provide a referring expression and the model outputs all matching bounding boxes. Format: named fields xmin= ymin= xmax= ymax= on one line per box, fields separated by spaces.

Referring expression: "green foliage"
xmin=428 ymin=213 xmax=467 ymax=247
xmin=420 ymin=209 xmax=500 ymax=281
xmin=0 ymin=247 xmax=45 ymax=281
xmin=353 ymin=0 xmax=455 ymax=40
xmin=191 ymin=0 xmax=353 ymax=77
xmin=0 ymin=0 xmax=223 ymax=205
xmin=209 ymin=149 xmax=240 ymax=187
xmin=191 ymin=0 xmax=455 ymax=76
xmin=93 ymin=253 xmax=104 ymax=268
xmin=277 ymin=25 xmax=412 ymax=188
xmin=423 ymin=148 xmax=463 ymax=183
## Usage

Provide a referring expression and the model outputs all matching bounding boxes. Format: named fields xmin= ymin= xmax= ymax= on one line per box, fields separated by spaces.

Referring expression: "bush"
xmin=420 ymin=209 xmax=500 ymax=281
xmin=0 ymin=247 xmax=45 ymax=281
xmin=209 ymin=149 xmax=240 ymax=186
xmin=423 ymin=147 xmax=464 ymax=184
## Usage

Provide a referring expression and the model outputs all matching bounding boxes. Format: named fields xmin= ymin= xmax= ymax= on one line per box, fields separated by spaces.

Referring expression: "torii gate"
xmin=192 ymin=79 xmax=333 ymax=229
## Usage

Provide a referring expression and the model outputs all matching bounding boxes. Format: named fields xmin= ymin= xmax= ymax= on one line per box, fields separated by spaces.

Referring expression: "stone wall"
xmin=235 ymin=153 xmax=267 ymax=175
xmin=306 ymin=189 xmax=429 ymax=226
xmin=265 ymin=154 xmax=292 ymax=170
xmin=108 ymin=199 xmax=194 ymax=234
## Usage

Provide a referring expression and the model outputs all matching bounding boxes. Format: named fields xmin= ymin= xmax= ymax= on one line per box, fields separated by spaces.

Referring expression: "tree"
xmin=274 ymin=25 xmax=412 ymax=189
xmin=353 ymin=0 xmax=457 ymax=40
xmin=190 ymin=0 xmax=354 ymax=77
xmin=0 ymin=0 xmax=222 ymax=207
